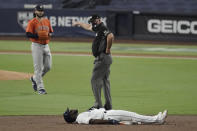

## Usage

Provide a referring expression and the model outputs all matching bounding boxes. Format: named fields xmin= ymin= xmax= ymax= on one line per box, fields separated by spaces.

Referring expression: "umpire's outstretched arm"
xmin=72 ymin=21 xmax=93 ymax=31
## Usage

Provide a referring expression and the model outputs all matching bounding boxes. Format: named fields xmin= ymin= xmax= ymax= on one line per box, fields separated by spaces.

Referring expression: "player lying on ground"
xmin=63 ymin=107 xmax=168 ymax=125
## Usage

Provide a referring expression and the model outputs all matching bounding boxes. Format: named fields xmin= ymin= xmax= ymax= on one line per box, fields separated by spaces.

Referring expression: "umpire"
xmin=72 ymin=14 xmax=114 ymax=110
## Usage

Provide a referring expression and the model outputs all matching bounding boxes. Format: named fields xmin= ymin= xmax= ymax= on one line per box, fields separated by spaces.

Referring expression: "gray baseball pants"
xmin=91 ymin=53 xmax=112 ymax=109
xmin=31 ymin=42 xmax=52 ymax=90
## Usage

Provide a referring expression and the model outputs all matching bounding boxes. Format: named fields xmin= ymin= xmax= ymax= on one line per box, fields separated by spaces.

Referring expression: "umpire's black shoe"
xmin=30 ymin=76 xmax=37 ymax=91
xmin=104 ymin=104 xmax=112 ymax=110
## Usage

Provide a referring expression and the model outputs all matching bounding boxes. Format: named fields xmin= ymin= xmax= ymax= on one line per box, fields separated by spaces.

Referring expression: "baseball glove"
xmin=37 ymin=31 xmax=49 ymax=40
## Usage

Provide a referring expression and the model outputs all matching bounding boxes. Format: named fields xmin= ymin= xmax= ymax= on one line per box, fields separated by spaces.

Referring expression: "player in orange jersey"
xmin=26 ymin=4 xmax=53 ymax=95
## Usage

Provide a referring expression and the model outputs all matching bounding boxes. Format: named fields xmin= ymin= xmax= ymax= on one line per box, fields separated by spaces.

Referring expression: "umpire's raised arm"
xmin=72 ymin=21 xmax=92 ymax=31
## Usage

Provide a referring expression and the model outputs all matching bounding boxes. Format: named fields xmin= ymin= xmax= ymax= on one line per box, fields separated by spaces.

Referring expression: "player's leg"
xmin=105 ymin=110 xmax=165 ymax=124
xmin=127 ymin=110 xmax=167 ymax=124
xmin=42 ymin=44 xmax=52 ymax=77
xmin=104 ymin=110 xmax=133 ymax=121
xmin=31 ymin=42 xmax=45 ymax=91
xmin=124 ymin=110 xmax=159 ymax=123
xmin=103 ymin=64 xmax=112 ymax=110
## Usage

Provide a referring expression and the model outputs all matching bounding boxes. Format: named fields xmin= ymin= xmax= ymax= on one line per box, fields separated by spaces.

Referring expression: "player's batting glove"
xmin=38 ymin=31 xmax=49 ymax=40
xmin=109 ymin=119 xmax=120 ymax=125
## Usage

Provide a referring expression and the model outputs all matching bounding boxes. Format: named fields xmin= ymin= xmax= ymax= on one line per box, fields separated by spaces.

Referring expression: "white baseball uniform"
xmin=31 ymin=42 xmax=52 ymax=90
xmin=76 ymin=108 xmax=163 ymax=124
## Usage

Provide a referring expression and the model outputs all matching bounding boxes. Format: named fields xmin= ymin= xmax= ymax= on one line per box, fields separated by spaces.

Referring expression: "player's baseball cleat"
xmin=30 ymin=76 xmax=37 ymax=91
xmin=38 ymin=89 xmax=47 ymax=95
xmin=157 ymin=110 xmax=168 ymax=124
xmin=162 ymin=110 xmax=168 ymax=120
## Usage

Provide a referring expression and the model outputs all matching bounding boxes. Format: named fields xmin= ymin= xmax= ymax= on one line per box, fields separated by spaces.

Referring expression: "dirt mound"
xmin=0 ymin=70 xmax=32 ymax=80
xmin=0 ymin=115 xmax=197 ymax=131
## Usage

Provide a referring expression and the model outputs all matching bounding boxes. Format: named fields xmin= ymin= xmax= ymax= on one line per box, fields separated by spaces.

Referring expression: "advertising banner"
xmin=133 ymin=13 xmax=197 ymax=41
xmin=0 ymin=9 xmax=107 ymax=37
xmin=1 ymin=9 xmax=196 ymax=42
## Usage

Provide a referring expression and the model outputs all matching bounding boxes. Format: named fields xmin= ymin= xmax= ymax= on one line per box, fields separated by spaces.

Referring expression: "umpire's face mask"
xmin=91 ymin=19 xmax=102 ymax=32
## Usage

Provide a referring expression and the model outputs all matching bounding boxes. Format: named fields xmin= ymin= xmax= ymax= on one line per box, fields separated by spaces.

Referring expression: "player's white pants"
xmin=104 ymin=110 xmax=159 ymax=123
xmin=31 ymin=42 xmax=52 ymax=90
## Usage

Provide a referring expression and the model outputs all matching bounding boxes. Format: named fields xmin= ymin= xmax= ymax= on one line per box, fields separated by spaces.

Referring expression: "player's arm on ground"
xmin=89 ymin=119 xmax=119 ymax=125
xmin=72 ymin=21 xmax=92 ymax=31
xmin=106 ymin=33 xmax=114 ymax=54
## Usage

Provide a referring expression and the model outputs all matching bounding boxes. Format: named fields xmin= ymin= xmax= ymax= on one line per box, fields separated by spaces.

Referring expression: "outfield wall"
xmin=0 ymin=9 xmax=197 ymax=42
xmin=0 ymin=9 xmax=106 ymax=37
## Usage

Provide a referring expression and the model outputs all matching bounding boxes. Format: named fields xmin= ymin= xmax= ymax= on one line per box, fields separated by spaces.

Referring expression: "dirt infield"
xmin=0 ymin=70 xmax=32 ymax=80
xmin=0 ymin=115 xmax=197 ymax=131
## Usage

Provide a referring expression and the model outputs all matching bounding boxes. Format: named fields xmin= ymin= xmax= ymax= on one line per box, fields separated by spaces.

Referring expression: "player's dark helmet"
xmin=34 ymin=4 xmax=44 ymax=11
xmin=63 ymin=108 xmax=78 ymax=123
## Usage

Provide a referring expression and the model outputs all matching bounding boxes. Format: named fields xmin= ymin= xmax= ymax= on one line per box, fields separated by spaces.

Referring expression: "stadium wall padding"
xmin=0 ymin=9 xmax=197 ymax=42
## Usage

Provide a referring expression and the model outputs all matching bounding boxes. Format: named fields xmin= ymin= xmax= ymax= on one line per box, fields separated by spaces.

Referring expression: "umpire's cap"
xmin=88 ymin=14 xmax=101 ymax=23
xmin=34 ymin=4 xmax=44 ymax=11
xmin=63 ymin=108 xmax=76 ymax=123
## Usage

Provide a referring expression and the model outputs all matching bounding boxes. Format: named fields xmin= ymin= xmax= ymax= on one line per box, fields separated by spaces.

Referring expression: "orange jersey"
xmin=26 ymin=17 xmax=53 ymax=44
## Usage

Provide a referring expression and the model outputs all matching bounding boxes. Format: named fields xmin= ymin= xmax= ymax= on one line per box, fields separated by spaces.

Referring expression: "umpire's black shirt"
xmin=92 ymin=22 xmax=111 ymax=57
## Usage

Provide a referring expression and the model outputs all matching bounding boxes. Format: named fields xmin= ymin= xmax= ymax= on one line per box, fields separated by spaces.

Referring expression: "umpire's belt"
xmin=95 ymin=54 xmax=102 ymax=61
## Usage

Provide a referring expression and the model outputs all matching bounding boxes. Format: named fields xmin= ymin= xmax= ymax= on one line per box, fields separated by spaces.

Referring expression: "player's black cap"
xmin=34 ymin=4 xmax=44 ymax=11
xmin=88 ymin=14 xmax=101 ymax=23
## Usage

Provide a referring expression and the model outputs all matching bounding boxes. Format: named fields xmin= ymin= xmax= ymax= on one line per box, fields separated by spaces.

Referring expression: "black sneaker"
xmin=30 ymin=76 xmax=37 ymax=91
xmin=104 ymin=104 xmax=112 ymax=110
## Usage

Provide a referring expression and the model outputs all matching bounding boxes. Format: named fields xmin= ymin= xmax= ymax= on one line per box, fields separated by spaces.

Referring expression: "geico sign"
xmin=147 ymin=19 xmax=197 ymax=34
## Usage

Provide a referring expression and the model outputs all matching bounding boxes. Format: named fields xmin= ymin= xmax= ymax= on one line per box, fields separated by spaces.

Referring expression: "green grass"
xmin=0 ymin=40 xmax=197 ymax=116
xmin=0 ymin=53 xmax=197 ymax=115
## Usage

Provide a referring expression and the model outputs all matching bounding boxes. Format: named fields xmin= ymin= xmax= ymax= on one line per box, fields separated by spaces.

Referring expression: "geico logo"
xmin=147 ymin=19 xmax=197 ymax=34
